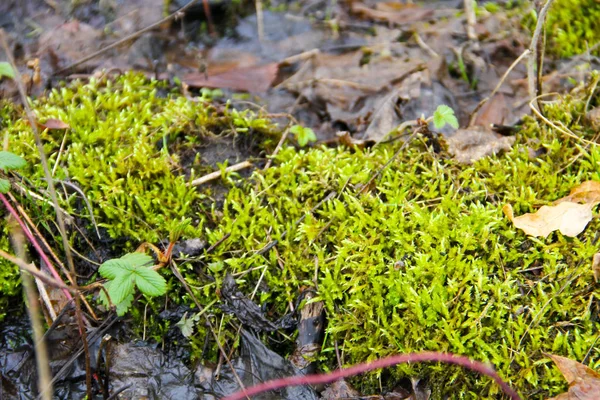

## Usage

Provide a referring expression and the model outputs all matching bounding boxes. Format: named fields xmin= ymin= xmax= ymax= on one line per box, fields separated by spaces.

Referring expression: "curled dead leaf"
xmin=547 ymin=354 xmax=600 ymax=400
xmin=39 ymin=118 xmax=70 ymax=130
xmin=553 ymin=180 xmax=600 ymax=205
xmin=183 ymin=63 xmax=279 ymax=93
xmin=447 ymin=126 xmax=515 ymax=164
xmin=502 ymin=202 xmax=594 ymax=238
xmin=592 ymin=253 xmax=600 ymax=283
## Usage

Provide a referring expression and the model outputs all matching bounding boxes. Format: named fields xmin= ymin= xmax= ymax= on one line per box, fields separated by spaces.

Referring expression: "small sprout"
xmin=98 ymin=252 xmax=167 ymax=316
xmin=290 ymin=124 xmax=317 ymax=147
xmin=432 ymin=105 xmax=459 ymax=130
xmin=0 ymin=150 xmax=27 ymax=193
xmin=0 ymin=62 xmax=14 ymax=80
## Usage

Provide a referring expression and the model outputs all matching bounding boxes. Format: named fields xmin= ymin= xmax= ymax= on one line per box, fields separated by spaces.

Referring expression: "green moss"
xmin=0 ymin=73 xmax=278 ymax=322
xmin=523 ymin=0 xmax=600 ymax=58
xmin=191 ymin=83 xmax=600 ymax=397
xmin=0 ymin=73 xmax=598 ymax=398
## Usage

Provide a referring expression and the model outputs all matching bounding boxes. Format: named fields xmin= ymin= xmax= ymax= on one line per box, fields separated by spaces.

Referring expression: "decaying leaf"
xmin=446 ymin=126 xmax=515 ymax=164
xmin=503 ymin=202 xmax=595 ymax=238
xmin=547 ymin=354 xmax=600 ymax=400
xmin=183 ymin=63 xmax=279 ymax=93
xmin=553 ymin=180 xmax=600 ymax=205
xmin=591 ymin=253 xmax=600 ymax=283
xmin=38 ymin=118 xmax=70 ymax=130
xmin=351 ymin=2 xmax=434 ymax=25
xmin=504 ymin=180 xmax=600 ymax=238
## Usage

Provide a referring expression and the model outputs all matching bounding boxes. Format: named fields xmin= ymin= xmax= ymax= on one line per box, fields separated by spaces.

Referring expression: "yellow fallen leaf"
xmin=503 ymin=202 xmax=594 ymax=238
xmin=553 ymin=180 xmax=600 ymax=205
xmin=547 ymin=354 xmax=600 ymax=400
xmin=592 ymin=253 xmax=600 ymax=283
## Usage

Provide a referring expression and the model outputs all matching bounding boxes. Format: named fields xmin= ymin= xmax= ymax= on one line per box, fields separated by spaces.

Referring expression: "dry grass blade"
xmin=528 ymin=0 xmax=555 ymax=111
xmin=0 ymin=29 xmax=93 ymax=399
xmin=9 ymin=219 xmax=53 ymax=400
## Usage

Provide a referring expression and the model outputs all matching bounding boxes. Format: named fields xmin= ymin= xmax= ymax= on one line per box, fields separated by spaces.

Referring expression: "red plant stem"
xmin=0 ymin=193 xmax=73 ymax=301
xmin=222 ymin=351 xmax=522 ymax=400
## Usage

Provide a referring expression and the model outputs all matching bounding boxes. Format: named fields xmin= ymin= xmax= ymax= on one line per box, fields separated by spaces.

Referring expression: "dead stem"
xmin=10 ymin=221 xmax=53 ymax=400
xmin=527 ymin=0 xmax=555 ymax=111
xmin=469 ymin=49 xmax=531 ymax=126
xmin=0 ymin=29 xmax=93 ymax=399
xmin=189 ymin=160 xmax=253 ymax=186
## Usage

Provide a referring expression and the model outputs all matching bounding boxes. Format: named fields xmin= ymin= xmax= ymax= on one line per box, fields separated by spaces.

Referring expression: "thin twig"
xmin=222 ymin=351 xmax=521 ymax=400
xmin=53 ymin=0 xmax=200 ymax=75
xmin=463 ymin=0 xmax=477 ymax=41
xmin=189 ymin=161 xmax=253 ymax=186
xmin=529 ymin=95 xmax=598 ymax=147
xmin=256 ymin=0 xmax=264 ymax=42
xmin=0 ymin=249 xmax=77 ymax=293
xmin=264 ymin=123 xmax=291 ymax=170
xmin=0 ymin=193 xmax=73 ymax=299
xmin=11 ymin=223 xmax=53 ymax=400
xmin=0 ymin=29 xmax=92 ymax=398
xmin=527 ymin=0 xmax=555 ymax=111
xmin=469 ymin=49 xmax=531 ymax=126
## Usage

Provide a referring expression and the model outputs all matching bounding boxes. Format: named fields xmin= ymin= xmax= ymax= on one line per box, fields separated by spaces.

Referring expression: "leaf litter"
xmin=504 ymin=181 xmax=600 ymax=238
xmin=1 ymin=1 xmax=599 ymax=399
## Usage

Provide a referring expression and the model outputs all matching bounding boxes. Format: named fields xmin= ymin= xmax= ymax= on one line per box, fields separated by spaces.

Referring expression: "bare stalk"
xmin=527 ymin=0 xmax=555 ymax=111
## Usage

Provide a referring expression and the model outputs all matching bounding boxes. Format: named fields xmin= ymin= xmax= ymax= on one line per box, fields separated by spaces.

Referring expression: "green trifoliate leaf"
xmin=0 ymin=151 xmax=26 ymax=171
xmin=133 ymin=267 xmax=167 ymax=297
xmin=115 ymin=292 xmax=134 ymax=316
xmin=290 ymin=125 xmax=317 ymax=147
xmin=99 ymin=252 xmax=154 ymax=279
xmin=176 ymin=312 xmax=195 ymax=338
xmin=120 ymin=252 xmax=154 ymax=268
xmin=0 ymin=179 xmax=10 ymax=193
xmin=107 ymin=273 xmax=135 ymax=305
xmin=432 ymin=105 xmax=459 ymax=130
xmin=0 ymin=62 xmax=14 ymax=80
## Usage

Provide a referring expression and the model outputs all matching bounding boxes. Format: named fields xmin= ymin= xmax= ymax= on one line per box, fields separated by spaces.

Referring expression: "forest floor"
xmin=0 ymin=0 xmax=599 ymax=399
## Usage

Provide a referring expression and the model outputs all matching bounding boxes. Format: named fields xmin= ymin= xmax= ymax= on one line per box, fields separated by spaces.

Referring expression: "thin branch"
xmin=189 ymin=161 xmax=253 ymax=186
xmin=222 ymin=351 xmax=521 ymax=400
xmin=0 ymin=249 xmax=77 ymax=293
xmin=264 ymin=123 xmax=291 ymax=170
xmin=11 ymin=224 xmax=53 ymax=400
xmin=463 ymin=0 xmax=477 ymax=41
xmin=469 ymin=49 xmax=531 ymax=126
xmin=0 ymin=193 xmax=73 ymax=299
xmin=53 ymin=0 xmax=201 ymax=75
xmin=527 ymin=0 xmax=555 ymax=111
xmin=0 ymin=29 xmax=92 ymax=398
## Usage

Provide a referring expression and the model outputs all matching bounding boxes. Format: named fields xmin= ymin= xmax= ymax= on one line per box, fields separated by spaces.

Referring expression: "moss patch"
xmin=523 ymin=0 xmax=600 ymax=58
xmin=0 ymin=73 xmax=598 ymax=398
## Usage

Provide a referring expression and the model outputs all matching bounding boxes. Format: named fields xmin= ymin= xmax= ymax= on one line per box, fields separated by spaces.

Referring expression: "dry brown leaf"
xmin=503 ymin=202 xmax=595 ymax=238
xmin=586 ymin=106 xmax=600 ymax=130
xmin=446 ymin=126 xmax=515 ymax=164
xmin=39 ymin=118 xmax=70 ymax=130
xmin=183 ymin=63 xmax=279 ymax=93
xmin=547 ymin=354 xmax=600 ymax=400
xmin=351 ymin=2 xmax=434 ymax=25
xmin=592 ymin=253 xmax=600 ymax=283
xmin=553 ymin=180 xmax=600 ymax=205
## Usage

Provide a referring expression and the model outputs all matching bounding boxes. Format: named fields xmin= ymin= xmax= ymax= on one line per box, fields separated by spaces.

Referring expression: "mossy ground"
xmin=522 ymin=0 xmax=600 ymax=58
xmin=0 ymin=73 xmax=599 ymax=398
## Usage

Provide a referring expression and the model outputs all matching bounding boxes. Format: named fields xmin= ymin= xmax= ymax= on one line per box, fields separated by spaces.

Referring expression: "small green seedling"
xmin=98 ymin=252 xmax=167 ymax=316
xmin=0 ymin=62 xmax=14 ymax=80
xmin=290 ymin=124 xmax=317 ymax=147
xmin=432 ymin=105 xmax=459 ymax=130
xmin=0 ymin=151 xmax=27 ymax=193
